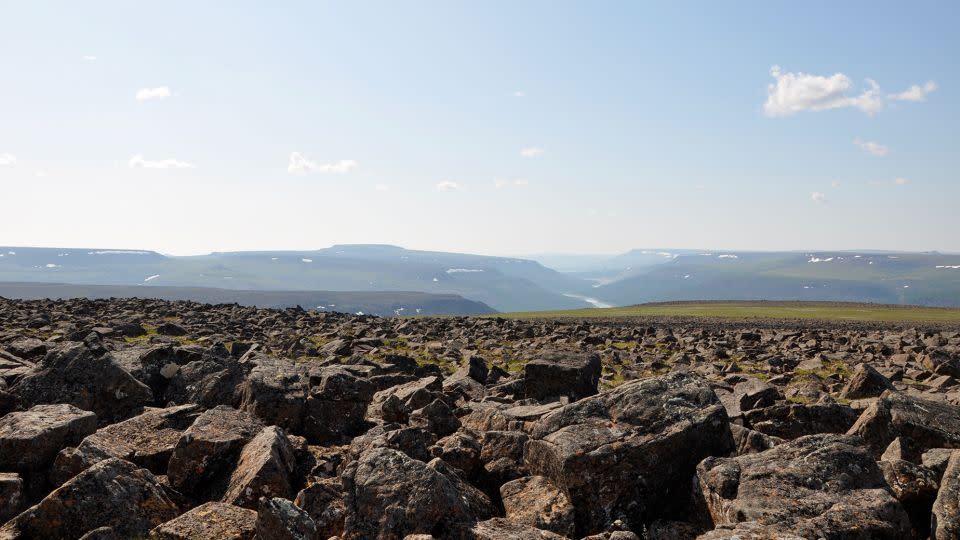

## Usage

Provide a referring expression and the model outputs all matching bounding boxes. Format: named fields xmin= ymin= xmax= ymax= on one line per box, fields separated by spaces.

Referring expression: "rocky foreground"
xmin=1 ymin=298 xmax=960 ymax=539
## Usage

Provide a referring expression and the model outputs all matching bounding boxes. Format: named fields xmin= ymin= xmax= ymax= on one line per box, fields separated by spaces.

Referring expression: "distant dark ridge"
xmin=632 ymin=300 xmax=960 ymax=311
xmin=0 ymin=282 xmax=496 ymax=317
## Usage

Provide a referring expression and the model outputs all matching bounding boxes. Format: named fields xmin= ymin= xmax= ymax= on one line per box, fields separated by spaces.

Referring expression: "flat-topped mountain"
xmin=0 ymin=245 xmax=587 ymax=313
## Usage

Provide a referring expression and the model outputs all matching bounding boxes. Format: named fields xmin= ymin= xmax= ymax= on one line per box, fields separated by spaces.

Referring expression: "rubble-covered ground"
xmin=1 ymin=297 xmax=960 ymax=539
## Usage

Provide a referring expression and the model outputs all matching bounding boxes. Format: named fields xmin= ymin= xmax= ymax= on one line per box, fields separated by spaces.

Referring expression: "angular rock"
xmin=841 ymin=362 xmax=895 ymax=399
xmin=238 ymin=356 xmax=308 ymax=432
xmin=222 ymin=425 xmax=296 ymax=509
xmin=0 ymin=472 xmax=24 ymax=523
xmin=932 ymin=450 xmax=960 ymax=540
xmin=695 ymin=434 xmax=911 ymax=539
xmin=255 ymin=497 xmax=319 ymax=540
xmin=341 ymin=447 xmax=495 ymax=539
xmin=525 ymin=371 xmax=733 ymax=536
xmin=0 ymin=403 xmax=97 ymax=472
xmin=9 ymin=344 xmax=152 ymax=424
xmin=461 ymin=518 xmax=566 ymax=540
xmin=523 ymin=350 xmax=601 ymax=402
xmin=728 ymin=423 xmax=782 ymax=455
xmin=0 ymin=458 xmax=179 ymax=539
xmin=745 ymin=402 xmax=858 ymax=439
xmin=922 ymin=351 xmax=960 ymax=378
xmin=732 ymin=378 xmax=780 ymax=412
xmin=848 ymin=390 xmax=960 ymax=455
xmin=409 ymin=398 xmax=461 ymax=437
xmin=500 ymin=476 xmax=575 ymax=537
xmin=295 ymin=478 xmax=346 ymax=539
xmin=879 ymin=459 xmax=940 ymax=536
xmin=149 ymin=502 xmax=257 ymax=540
xmin=167 ymin=405 xmax=264 ymax=500
xmin=303 ymin=366 xmax=374 ymax=444
xmin=51 ymin=404 xmax=200 ymax=484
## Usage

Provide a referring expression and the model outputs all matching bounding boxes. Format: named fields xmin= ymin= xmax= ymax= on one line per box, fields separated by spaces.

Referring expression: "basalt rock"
xmin=51 ymin=404 xmax=200 ymax=485
xmin=695 ymin=434 xmax=911 ymax=539
xmin=9 ymin=344 xmax=152 ymax=425
xmin=341 ymin=447 xmax=496 ymax=539
xmin=523 ymin=350 xmax=601 ymax=402
xmin=149 ymin=502 xmax=257 ymax=540
xmin=166 ymin=405 xmax=264 ymax=501
xmin=525 ymin=371 xmax=733 ymax=536
xmin=848 ymin=391 xmax=960 ymax=456
xmin=0 ymin=458 xmax=179 ymax=540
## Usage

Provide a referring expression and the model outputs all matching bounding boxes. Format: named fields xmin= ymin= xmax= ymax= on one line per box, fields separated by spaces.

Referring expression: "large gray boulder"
xmin=166 ymin=405 xmax=263 ymax=500
xmin=221 ymin=425 xmax=297 ymax=509
xmin=9 ymin=344 xmax=152 ymax=425
xmin=149 ymin=501 xmax=257 ymax=540
xmin=525 ymin=371 xmax=733 ymax=536
xmin=303 ymin=366 xmax=374 ymax=444
xmin=51 ymin=404 xmax=200 ymax=484
xmin=0 ymin=404 xmax=97 ymax=473
xmin=340 ymin=447 xmax=496 ymax=539
xmin=523 ymin=350 xmax=601 ymax=402
xmin=0 ymin=458 xmax=179 ymax=539
xmin=848 ymin=390 xmax=960 ymax=456
xmin=238 ymin=355 xmax=308 ymax=432
xmin=695 ymin=434 xmax=911 ymax=539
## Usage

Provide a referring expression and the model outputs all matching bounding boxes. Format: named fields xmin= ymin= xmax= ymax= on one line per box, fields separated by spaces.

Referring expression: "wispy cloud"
xmin=853 ymin=138 xmax=889 ymax=157
xmin=136 ymin=87 xmax=172 ymax=101
xmin=889 ymin=81 xmax=937 ymax=102
xmin=128 ymin=154 xmax=195 ymax=169
xmin=520 ymin=147 xmax=544 ymax=158
xmin=436 ymin=181 xmax=460 ymax=192
xmin=0 ymin=153 xmax=16 ymax=166
xmin=374 ymin=183 xmax=389 ymax=192
xmin=81 ymin=55 xmax=97 ymax=62
xmin=513 ymin=90 xmax=525 ymax=97
xmin=811 ymin=192 xmax=827 ymax=203
xmin=894 ymin=177 xmax=911 ymax=185
xmin=764 ymin=66 xmax=935 ymax=117
xmin=287 ymin=152 xmax=358 ymax=174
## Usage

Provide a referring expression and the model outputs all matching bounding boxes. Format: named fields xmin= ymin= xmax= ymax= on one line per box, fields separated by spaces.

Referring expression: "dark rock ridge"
xmin=0 ymin=296 xmax=959 ymax=539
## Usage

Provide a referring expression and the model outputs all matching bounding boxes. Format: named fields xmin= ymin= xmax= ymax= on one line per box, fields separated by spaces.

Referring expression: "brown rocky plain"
xmin=1 ymin=297 xmax=960 ymax=539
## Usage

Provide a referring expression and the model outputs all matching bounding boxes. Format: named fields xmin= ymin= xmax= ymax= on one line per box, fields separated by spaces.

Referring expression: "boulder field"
xmin=0 ymin=297 xmax=959 ymax=539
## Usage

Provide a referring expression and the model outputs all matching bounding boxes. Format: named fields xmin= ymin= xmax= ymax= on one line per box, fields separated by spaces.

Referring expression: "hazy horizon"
xmin=2 ymin=2 xmax=957 ymax=255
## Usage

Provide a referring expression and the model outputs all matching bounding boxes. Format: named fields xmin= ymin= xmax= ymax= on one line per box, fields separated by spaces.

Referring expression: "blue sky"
xmin=1 ymin=1 xmax=956 ymax=255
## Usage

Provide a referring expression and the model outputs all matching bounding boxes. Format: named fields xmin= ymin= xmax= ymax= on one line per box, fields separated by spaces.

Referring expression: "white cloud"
xmin=889 ymin=81 xmax=937 ymax=102
xmin=853 ymin=138 xmax=889 ymax=157
xmin=764 ymin=66 xmax=882 ymax=117
xmin=82 ymin=55 xmax=97 ymax=62
xmin=514 ymin=90 xmax=525 ymax=97
xmin=136 ymin=87 xmax=172 ymax=101
xmin=128 ymin=154 xmax=195 ymax=169
xmin=831 ymin=180 xmax=841 ymax=188
xmin=287 ymin=152 xmax=358 ymax=174
xmin=0 ymin=153 xmax=16 ymax=166
xmin=894 ymin=177 xmax=910 ymax=185
xmin=520 ymin=147 xmax=544 ymax=158
xmin=436 ymin=181 xmax=460 ymax=192
xmin=811 ymin=191 xmax=827 ymax=203
xmin=374 ymin=183 xmax=389 ymax=192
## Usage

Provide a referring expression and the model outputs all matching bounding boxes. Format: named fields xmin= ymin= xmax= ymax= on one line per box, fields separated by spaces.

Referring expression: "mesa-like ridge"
xmin=0 ymin=296 xmax=959 ymax=539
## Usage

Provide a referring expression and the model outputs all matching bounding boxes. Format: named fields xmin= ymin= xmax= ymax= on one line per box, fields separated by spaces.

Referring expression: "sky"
xmin=1 ymin=1 xmax=957 ymax=256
